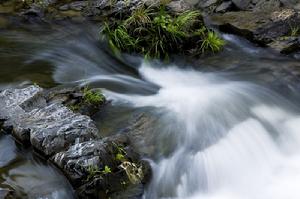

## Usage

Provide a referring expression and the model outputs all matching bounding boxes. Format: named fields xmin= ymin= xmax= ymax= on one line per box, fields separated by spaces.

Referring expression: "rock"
xmin=268 ymin=36 xmax=300 ymax=54
xmin=202 ymin=0 xmax=218 ymax=8
xmin=24 ymin=103 xmax=99 ymax=156
xmin=231 ymin=0 xmax=281 ymax=11
xmin=250 ymin=0 xmax=281 ymax=11
xmin=215 ymin=1 xmax=233 ymax=13
xmin=0 ymin=188 xmax=15 ymax=199
xmin=210 ymin=9 xmax=300 ymax=53
xmin=166 ymin=0 xmax=193 ymax=13
xmin=58 ymin=1 xmax=87 ymax=11
xmin=232 ymin=0 xmax=251 ymax=10
xmin=280 ymin=0 xmax=299 ymax=7
xmin=0 ymin=86 xmax=100 ymax=156
xmin=53 ymin=134 xmax=151 ymax=199
xmin=0 ymin=85 xmax=151 ymax=198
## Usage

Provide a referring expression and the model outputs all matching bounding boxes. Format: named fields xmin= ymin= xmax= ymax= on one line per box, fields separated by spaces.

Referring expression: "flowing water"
xmin=1 ymin=23 xmax=300 ymax=199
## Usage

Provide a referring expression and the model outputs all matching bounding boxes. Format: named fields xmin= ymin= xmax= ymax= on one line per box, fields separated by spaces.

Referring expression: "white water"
xmin=106 ymin=62 xmax=300 ymax=199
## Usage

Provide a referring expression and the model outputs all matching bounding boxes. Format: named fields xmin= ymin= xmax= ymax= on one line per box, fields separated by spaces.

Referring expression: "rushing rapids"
xmin=107 ymin=64 xmax=300 ymax=199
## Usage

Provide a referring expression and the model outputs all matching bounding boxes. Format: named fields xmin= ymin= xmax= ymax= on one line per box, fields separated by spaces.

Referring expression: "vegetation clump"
xmin=86 ymin=165 xmax=112 ymax=181
xmin=82 ymin=87 xmax=105 ymax=105
xmin=290 ymin=26 xmax=300 ymax=37
xmin=68 ymin=86 xmax=105 ymax=113
xmin=101 ymin=4 xmax=225 ymax=59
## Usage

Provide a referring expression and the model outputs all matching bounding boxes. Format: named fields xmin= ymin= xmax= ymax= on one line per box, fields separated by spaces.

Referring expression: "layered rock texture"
xmin=0 ymin=85 xmax=150 ymax=199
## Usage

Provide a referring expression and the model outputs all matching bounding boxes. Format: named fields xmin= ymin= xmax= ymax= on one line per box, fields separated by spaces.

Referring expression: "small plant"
xmin=86 ymin=165 xmax=112 ymax=181
xmin=116 ymin=153 xmax=125 ymax=161
xmin=290 ymin=26 xmax=300 ymax=37
xmin=83 ymin=87 xmax=105 ymax=105
xmin=86 ymin=165 xmax=101 ymax=181
xmin=102 ymin=165 xmax=112 ymax=175
xmin=199 ymin=30 xmax=226 ymax=53
xmin=113 ymin=142 xmax=127 ymax=162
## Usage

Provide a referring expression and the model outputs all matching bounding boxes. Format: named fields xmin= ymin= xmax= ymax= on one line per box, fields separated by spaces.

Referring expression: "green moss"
xmin=101 ymin=5 xmax=225 ymax=59
xmin=83 ymin=87 xmax=105 ymax=106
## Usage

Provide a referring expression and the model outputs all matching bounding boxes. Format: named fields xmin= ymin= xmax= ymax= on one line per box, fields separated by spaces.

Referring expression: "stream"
xmin=1 ymin=23 xmax=300 ymax=199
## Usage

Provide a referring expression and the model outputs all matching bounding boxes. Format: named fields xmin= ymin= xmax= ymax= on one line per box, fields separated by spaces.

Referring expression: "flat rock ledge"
xmin=210 ymin=8 xmax=300 ymax=54
xmin=0 ymin=85 xmax=151 ymax=199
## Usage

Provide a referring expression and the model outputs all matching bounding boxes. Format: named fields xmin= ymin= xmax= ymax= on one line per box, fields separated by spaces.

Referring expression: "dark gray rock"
xmin=231 ymin=0 xmax=281 ymax=11
xmin=202 ymin=0 xmax=219 ymax=8
xmin=215 ymin=1 xmax=233 ymax=13
xmin=59 ymin=1 xmax=87 ymax=11
xmin=0 ymin=188 xmax=15 ymax=199
xmin=280 ymin=0 xmax=299 ymax=7
xmin=268 ymin=36 xmax=300 ymax=54
xmin=231 ymin=0 xmax=251 ymax=10
xmin=0 ymin=86 xmax=100 ymax=156
xmin=210 ymin=9 xmax=300 ymax=54
xmin=166 ymin=0 xmax=193 ymax=13
xmin=0 ymin=85 xmax=151 ymax=199
xmin=53 ymin=134 xmax=151 ymax=199
xmin=23 ymin=103 xmax=99 ymax=156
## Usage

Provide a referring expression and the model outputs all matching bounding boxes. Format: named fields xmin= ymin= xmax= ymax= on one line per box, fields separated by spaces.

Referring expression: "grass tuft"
xmin=101 ymin=5 xmax=225 ymax=59
xmin=83 ymin=87 xmax=105 ymax=106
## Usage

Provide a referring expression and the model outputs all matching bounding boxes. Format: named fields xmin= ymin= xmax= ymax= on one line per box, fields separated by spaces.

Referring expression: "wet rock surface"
xmin=0 ymin=188 xmax=16 ymax=199
xmin=54 ymin=134 xmax=151 ymax=198
xmin=0 ymin=86 xmax=99 ymax=155
xmin=210 ymin=9 xmax=300 ymax=54
xmin=0 ymin=85 xmax=150 ymax=198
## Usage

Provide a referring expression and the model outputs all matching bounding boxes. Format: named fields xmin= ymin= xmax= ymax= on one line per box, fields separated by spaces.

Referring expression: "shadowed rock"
xmin=53 ymin=134 xmax=151 ymax=199
xmin=210 ymin=9 xmax=300 ymax=54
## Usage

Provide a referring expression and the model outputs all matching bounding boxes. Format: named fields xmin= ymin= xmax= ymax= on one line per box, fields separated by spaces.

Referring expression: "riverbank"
xmin=0 ymin=0 xmax=299 ymax=56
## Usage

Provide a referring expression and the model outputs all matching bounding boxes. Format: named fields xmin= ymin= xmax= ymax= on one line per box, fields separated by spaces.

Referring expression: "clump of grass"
xmin=86 ymin=165 xmax=112 ymax=181
xmin=113 ymin=142 xmax=127 ymax=162
xmin=290 ymin=26 xmax=300 ymax=37
xmin=199 ymin=30 xmax=226 ymax=53
xmin=86 ymin=165 xmax=101 ymax=181
xmin=83 ymin=87 xmax=105 ymax=106
xmin=101 ymin=5 xmax=225 ymax=59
